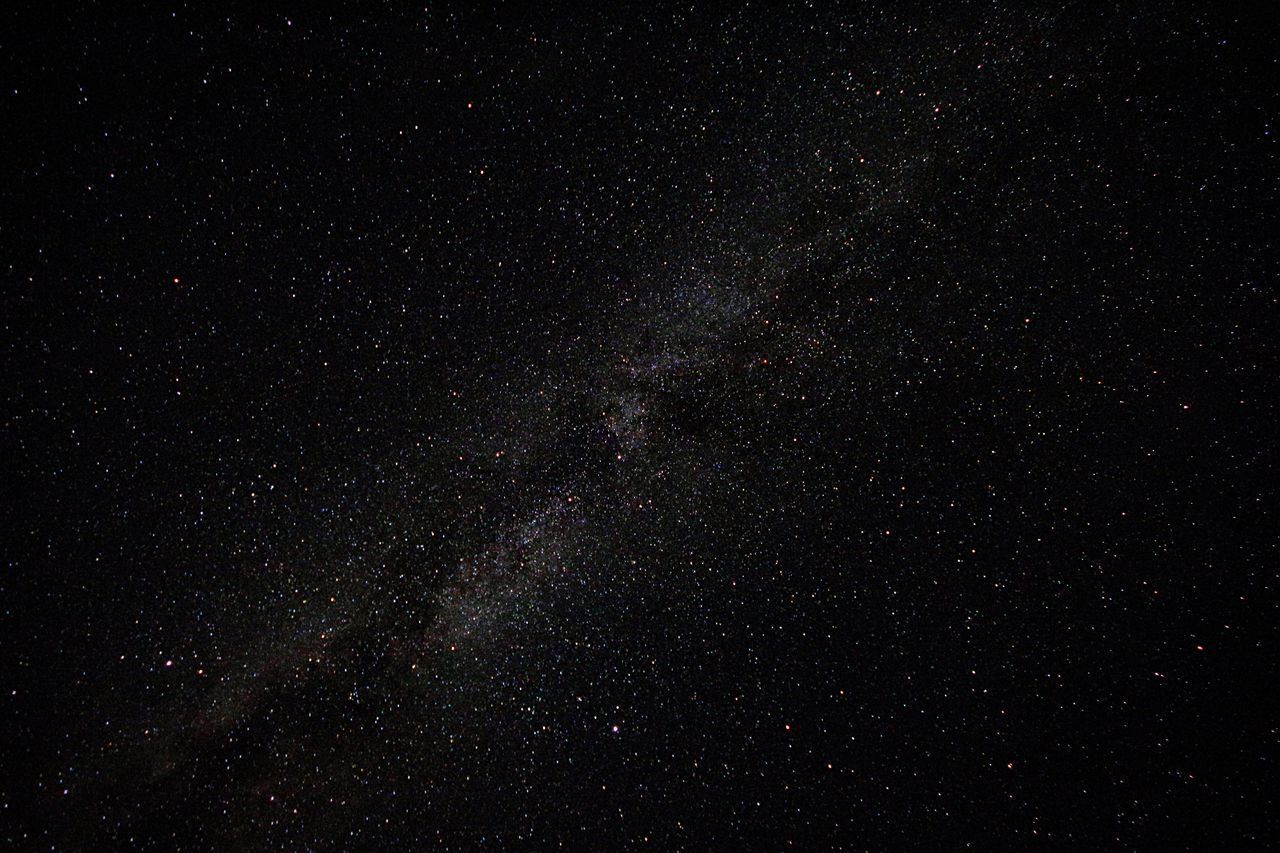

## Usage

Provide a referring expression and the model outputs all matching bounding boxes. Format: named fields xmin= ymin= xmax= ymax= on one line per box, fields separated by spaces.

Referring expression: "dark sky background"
xmin=3 ymin=3 xmax=1276 ymax=849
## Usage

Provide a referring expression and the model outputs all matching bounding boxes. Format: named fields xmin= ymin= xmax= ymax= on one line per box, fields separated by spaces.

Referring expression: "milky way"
xmin=5 ymin=5 xmax=1275 ymax=848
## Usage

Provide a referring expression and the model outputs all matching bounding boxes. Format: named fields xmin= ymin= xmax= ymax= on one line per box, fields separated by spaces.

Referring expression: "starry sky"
xmin=3 ymin=3 xmax=1276 ymax=849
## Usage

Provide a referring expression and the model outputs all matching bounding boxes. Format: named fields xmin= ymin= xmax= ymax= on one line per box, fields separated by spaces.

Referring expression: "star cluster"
xmin=4 ymin=4 xmax=1275 ymax=848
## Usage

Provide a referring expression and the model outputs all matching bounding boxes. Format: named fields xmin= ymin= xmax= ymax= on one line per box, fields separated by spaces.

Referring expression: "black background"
xmin=3 ymin=3 xmax=1276 ymax=848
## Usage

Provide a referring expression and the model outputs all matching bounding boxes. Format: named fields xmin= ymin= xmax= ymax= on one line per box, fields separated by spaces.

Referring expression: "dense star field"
xmin=3 ymin=4 xmax=1276 ymax=848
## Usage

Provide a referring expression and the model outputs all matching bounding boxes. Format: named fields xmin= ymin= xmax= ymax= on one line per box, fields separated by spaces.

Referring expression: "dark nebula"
xmin=3 ymin=4 xmax=1275 ymax=849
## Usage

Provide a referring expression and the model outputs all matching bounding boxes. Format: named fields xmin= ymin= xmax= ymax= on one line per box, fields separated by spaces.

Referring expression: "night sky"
xmin=3 ymin=4 xmax=1276 ymax=849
